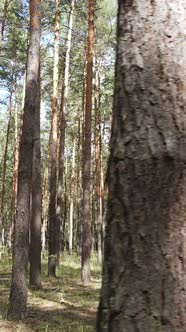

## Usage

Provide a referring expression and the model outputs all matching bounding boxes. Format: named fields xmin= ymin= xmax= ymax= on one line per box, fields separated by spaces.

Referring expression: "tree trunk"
xmin=76 ymin=115 xmax=83 ymax=255
xmin=8 ymin=0 xmax=41 ymax=319
xmin=56 ymin=0 xmax=75 ymax=259
xmin=81 ymin=0 xmax=94 ymax=286
xmin=93 ymin=55 xmax=103 ymax=264
xmin=42 ymin=161 xmax=49 ymax=253
xmin=9 ymin=103 xmax=19 ymax=249
xmin=0 ymin=0 xmax=9 ymax=51
xmin=97 ymin=1 xmax=186 ymax=331
xmin=29 ymin=67 xmax=41 ymax=289
xmin=48 ymin=0 xmax=60 ymax=277
xmin=1 ymin=67 xmax=14 ymax=249
xmin=69 ymin=139 xmax=76 ymax=255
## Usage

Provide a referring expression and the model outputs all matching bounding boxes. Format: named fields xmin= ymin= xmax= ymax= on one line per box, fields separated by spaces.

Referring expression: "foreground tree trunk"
xmin=8 ymin=0 xmax=41 ymax=319
xmin=81 ymin=0 xmax=94 ymax=286
xmin=97 ymin=1 xmax=186 ymax=331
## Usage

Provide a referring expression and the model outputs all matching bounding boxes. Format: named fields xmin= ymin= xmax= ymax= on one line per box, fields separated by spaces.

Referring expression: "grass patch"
xmin=0 ymin=252 xmax=101 ymax=331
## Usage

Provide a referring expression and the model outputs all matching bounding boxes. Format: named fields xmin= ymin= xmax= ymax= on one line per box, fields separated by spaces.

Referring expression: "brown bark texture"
xmin=8 ymin=0 xmax=41 ymax=319
xmin=97 ymin=1 xmax=186 ymax=331
xmin=81 ymin=0 xmax=94 ymax=286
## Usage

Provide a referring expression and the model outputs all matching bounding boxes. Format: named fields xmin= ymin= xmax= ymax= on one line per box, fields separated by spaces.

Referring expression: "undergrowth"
xmin=0 ymin=252 xmax=101 ymax=331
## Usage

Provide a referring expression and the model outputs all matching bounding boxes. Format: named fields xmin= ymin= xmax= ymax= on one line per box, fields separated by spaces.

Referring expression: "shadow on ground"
xmin=0 ymin=258 xmax=101 ymax=331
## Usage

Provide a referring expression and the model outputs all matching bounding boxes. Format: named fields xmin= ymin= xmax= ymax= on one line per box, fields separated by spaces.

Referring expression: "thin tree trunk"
xmin=1 ymin=67 xmax=15 ymax=249
xmin=48 ymin=0 xmax=60 ymax=277
xmin=56 ymin=0 xmax=75 ymax=258
xmin=81 ymin=0 xmax=94 ymax=286
xmin=0 ymin=0 xmax=9 ymax=51
xmin=42 ymin=162 xmax=49 ymax=253
xmin=69 ymin=139 xmax=76 ymax=255
xmin=76 ymin=115 xmax=83 ymax=255
xmin=97 ymin=131 xmax=104 ymax=265
xmin=9 ymin=103 xmax=19 ymax=249
xmin=29 ymin=67 xmax=41 ymax=289
xmin=97 ymin=1 xmax=186 ymax=330
xmin=8 ymin=0 xmax=41 ymax=319
xmin=93 ymin=55 xmax=103 ymax=264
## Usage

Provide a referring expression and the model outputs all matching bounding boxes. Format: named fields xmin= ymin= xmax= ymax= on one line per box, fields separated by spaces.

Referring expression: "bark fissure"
xmin=97 ymin=0 xmax=186 ymax=331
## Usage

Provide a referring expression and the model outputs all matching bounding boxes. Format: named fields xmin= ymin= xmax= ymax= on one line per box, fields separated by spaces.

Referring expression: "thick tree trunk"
xmin=8 ymin=0 xmax=41 ymax=319
xmin=48 ymin=0 xmax=60 ymax=277
xmin=81 ymin=0 xmax=94 ymax=286
xmin=56 ymin=0 xmax=75 ymax=259
xmin=29 ymin=67 xmax=41 ymax=289
xmin=97 ymin=1 xmax=186 ymax=331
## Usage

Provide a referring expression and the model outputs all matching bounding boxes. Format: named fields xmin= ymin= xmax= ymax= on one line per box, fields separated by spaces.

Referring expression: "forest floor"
xmin=0 ymin=253 xmax=101 ymax=331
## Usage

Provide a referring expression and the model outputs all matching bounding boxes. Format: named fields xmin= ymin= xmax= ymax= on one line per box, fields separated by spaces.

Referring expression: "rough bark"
xmin=48 ymin=0 xmax=60 ymax=277
xmin=81 ymin=0 xmax=94 ymax=286
xmin=8 ymin=0 xmax=41 ymax=319
xmin=29 ymin=67 xmax=41 ymax=289
xmin=97 ymin=1 xmax=186 ymax=331
xmin=56 ymin=0 xmax=75 ymax=259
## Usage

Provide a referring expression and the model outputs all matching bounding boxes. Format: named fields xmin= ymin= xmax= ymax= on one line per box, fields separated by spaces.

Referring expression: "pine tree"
xmin=48 ymin=0 xmax=60 ymax=277
xmin=81 ymin=0 xmax=94 ymax=286
xmin=97 ymin=0 xmax=186 ymax=330
xmin=8 ymin=0 xmax=41 ymax=319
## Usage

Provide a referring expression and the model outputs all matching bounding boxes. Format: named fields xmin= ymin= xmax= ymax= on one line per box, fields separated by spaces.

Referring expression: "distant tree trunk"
xmin=81 ymin=0 xmax=94 ymax=286
xmin=97 ymin=1 xmax=186 ymax=331
xmin=8 ymin=0 xmax=41 ymax=319
xmin=29 ymin=67 xmax=41 ymax=289
xmin=1 ymin=67 xmax=15 ymax=249
xmin=9 ymin=103 xmax=19 ymax=249
xmin=76 ymin=114 xmax=83 ymax=255
xmin=93 ymin=55 xmax=103 ymax=264
xmin=0 ymin=0 xmax=9 ymax=51
xmin=69 ymin=139 xmax=76 ymax=255
xmin=62 ymin=160 xmax=68 ymax=252
xmin=48 ymin=0 xmax=60 ymax=277
xmin=42 ymin=161 xmax=49 ymax=253
xmin=56 ymin=0 xmax=75 ymax=259
xmin=97 ymin=132 xmax=104 ymax=265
